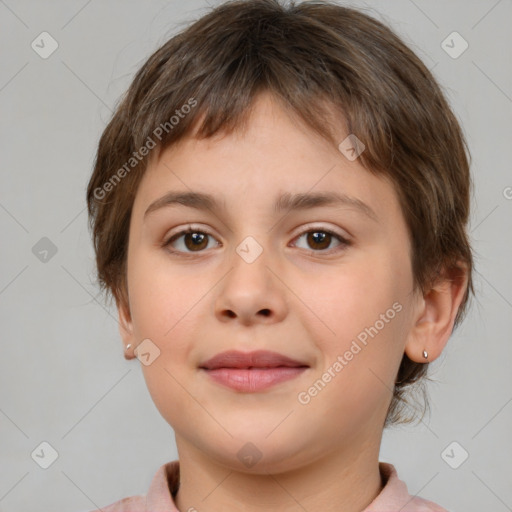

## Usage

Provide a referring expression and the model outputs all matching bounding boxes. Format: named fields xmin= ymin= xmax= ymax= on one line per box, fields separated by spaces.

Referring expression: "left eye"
xmin=292 ymin=229 xmax=349 ymax=252
xmin=163 ymin=227 xmax=349 ymax=255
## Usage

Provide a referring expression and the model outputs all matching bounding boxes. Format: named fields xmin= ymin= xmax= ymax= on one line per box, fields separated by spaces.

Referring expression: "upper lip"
xmin=199 ymin=350 xmax=309 ymax=370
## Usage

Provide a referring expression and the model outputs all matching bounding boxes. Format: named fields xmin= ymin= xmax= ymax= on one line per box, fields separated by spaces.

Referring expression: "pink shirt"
xmin=90 ymin=460 xmax=448 ymax=511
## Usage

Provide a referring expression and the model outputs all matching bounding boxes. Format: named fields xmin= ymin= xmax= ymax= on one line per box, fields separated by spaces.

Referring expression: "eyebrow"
xmin=144 ymin=191 xmax=378 ymax=222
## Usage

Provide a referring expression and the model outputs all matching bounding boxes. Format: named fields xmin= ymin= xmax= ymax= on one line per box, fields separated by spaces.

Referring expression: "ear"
xmin=117 ymin=294 xmax=136 ymax=360
xmin=404 ymin=263 xmax=469 ymax=363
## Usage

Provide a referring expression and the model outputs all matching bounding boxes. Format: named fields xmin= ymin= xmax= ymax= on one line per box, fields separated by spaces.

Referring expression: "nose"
xmin=214 ymin=246 xmax=288 ymax=326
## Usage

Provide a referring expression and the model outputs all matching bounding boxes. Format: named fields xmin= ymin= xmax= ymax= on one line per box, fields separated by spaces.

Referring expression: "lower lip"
xmin=201 ymin=367 xmax=308 ymax=392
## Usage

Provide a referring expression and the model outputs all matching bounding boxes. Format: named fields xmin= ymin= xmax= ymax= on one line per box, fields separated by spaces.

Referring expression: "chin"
xmin=199 ymin=431 xmax=314 ymax=474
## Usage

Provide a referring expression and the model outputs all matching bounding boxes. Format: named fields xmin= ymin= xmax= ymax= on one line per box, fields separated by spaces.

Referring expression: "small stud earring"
xmin=422 ymin=349 xmax=428 ymax=360
xmin=125 ymin=344 xmax=132 ymax=351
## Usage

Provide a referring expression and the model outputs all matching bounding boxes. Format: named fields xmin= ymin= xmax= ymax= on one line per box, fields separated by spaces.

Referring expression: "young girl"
xmin=86 ymin=1 xmax=473 ymax=510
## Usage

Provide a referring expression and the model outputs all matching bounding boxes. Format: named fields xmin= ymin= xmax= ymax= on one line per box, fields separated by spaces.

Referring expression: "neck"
xmin=173 ymin=434 xmax=383 ymax=512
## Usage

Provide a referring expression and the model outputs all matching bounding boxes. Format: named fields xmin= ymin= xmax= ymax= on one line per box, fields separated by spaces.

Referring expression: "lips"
xmin=199 ymin=350 xmax=309 ymax=370
xmin=199 ymin=350 xmax=310 ymax=392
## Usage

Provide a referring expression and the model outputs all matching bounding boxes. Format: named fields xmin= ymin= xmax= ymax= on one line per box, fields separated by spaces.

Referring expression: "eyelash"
xmin=162 ymin=225 xmax=351 ymax=257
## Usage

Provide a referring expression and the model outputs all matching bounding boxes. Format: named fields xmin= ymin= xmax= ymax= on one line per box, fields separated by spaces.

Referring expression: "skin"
xmin=118 ymin=91 xmax=468 ymax=512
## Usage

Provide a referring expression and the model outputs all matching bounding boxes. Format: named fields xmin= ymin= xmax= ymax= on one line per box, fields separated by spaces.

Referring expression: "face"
xmin=120 ymin=92 xmax=421 ymax=473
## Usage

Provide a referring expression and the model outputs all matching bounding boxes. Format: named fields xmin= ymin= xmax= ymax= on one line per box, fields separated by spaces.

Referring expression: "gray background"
xmin=1 ymin=0 xmax=511 ymax=511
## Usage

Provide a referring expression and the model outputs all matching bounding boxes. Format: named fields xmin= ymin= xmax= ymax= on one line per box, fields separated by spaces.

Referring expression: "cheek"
xmin=300 ymin=303 xmax=407 ymax=434
xmin=311 ymin=264 xmax=399 ymax=337
xmin=311 ymin=259 xmax=409 ymax=384
xmin=128 ymin=264 xmax=201 ymax=422
xmin=127 ymin=248 xmax=197 ymax=335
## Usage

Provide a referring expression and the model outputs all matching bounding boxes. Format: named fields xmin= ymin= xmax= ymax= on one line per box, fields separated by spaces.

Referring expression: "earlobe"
xmin=404 ymin=264 xmax=468 ymax=363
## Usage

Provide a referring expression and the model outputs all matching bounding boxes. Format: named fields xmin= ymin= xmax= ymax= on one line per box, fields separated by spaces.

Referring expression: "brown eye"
xmin=293 ymin=228 xmax=349 ymax=253
xmin=306 ymin=231 xmax=331 ymax=250
xmin=182 ymin=232 xmax=209 ymax=251
xmin=164 ymin=228 xmax=217 ymax=254
xmin=163 ymin=226 xmax=350 ymax=257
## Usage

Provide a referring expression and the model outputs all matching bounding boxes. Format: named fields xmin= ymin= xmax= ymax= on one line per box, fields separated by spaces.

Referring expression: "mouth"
xmin=198 ymin=350 xmax=309 ymax=392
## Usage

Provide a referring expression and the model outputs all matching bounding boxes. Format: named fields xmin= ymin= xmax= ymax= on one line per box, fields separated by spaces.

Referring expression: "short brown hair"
xmin=86 ymin=0 xmax=474 ymax=426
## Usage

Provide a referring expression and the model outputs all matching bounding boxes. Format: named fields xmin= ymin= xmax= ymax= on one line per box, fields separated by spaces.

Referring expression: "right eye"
xmin=162 ymin=227 xmax=220 ymax=255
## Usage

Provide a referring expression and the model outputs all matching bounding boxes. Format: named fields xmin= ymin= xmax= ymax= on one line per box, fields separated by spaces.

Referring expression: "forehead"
xmin=133 ymin=93 xmax=400 ymax=225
